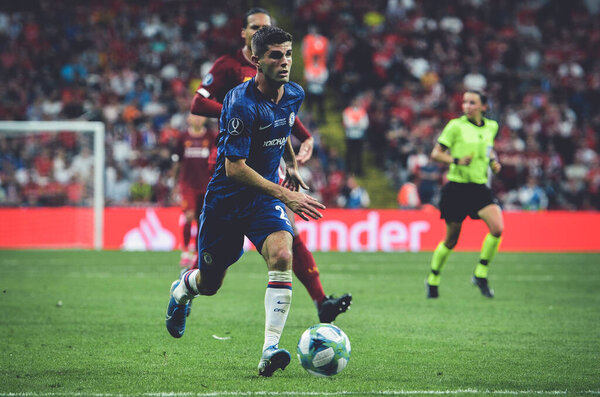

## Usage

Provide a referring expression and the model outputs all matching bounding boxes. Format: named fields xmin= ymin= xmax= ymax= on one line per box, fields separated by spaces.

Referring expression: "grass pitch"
xmin=0 ymin=250 xmax=599 ymax=396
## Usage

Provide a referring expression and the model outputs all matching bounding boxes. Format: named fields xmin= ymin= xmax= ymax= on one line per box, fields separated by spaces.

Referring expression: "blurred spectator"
xmin=53 ymin=148 xmax=71 ymax=184
xmin=302 ymin=25 xmax=330 ymax=124
xmin=416 ymin=159 xmax=441 ymax=205
xmin=343 ymin=97 xmax=369 ymax=176
xmin=69 ymin=146 xmax=94 ymax=182
xmin=0 ymin=1 xmax=598 ymax=211
xmin=338 ymin=175 xmax=370 ymax=209
xmin=106 ymin=167 xmax=131 ymax=205
xmin=66 ymin=176 xmax=85 ymax=206
xmin=517 ymin=176 xmax=549 ymax=211
xmin=320 ymin=160 xmax=346 ymax=208
xmin=397 ymin=174 xmax=421 ymax=209
xmin=130 ymin=176 xmax=152 ymax=203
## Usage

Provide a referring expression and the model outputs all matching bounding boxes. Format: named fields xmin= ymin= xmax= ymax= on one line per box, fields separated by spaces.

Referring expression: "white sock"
xmin=263 ymin=270 xmax=292 ymax=352
xmin=173 ymin=269 xmax=199 ymax=304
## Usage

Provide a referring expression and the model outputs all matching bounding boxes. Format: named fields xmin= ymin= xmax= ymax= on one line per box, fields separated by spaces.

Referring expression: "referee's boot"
xmin=425 ymin=281 xmax=439 ymax=299
xmin=472 ymin=275 xmax=494 ymax=298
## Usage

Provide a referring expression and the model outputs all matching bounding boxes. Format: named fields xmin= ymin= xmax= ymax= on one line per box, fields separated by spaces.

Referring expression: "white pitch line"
xmin=1 ymin=391 xmax=600 ymax=397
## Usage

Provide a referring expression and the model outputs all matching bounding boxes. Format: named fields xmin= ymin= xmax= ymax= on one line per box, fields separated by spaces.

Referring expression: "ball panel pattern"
xmin=297 ymin=323 xmax=351 ymax=376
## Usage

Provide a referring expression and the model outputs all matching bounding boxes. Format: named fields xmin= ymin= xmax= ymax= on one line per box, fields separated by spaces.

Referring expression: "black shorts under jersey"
xmin=439 ymin=182 xmax=499 ymax=222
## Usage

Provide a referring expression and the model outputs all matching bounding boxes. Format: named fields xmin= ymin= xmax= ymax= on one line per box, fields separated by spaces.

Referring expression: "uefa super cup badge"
xmin=227 ymin=118 xmax=244 ymax=135
xmin=288 ymin=112 xmax=295 ymax=127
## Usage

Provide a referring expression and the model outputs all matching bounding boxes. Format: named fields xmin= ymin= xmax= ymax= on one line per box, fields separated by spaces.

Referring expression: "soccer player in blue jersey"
xmin=165 ymin=26 xmax=325 ymax=377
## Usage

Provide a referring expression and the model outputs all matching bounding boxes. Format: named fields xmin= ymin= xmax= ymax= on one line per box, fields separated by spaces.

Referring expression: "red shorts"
xmin=180 ymin=185 xmax=206 ymax=217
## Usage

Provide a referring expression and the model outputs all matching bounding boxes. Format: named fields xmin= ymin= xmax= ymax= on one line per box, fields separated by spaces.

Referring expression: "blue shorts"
xmin=196 ymin=198 xmax=294 ymax=274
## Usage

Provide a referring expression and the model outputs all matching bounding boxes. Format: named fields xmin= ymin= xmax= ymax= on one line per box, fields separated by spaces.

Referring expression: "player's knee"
xmin=268 ymin=248 xmax=293 ymax=271
xmin=445 ymin=238 xmax=458 ymax=249
xmin=197 ymin=278 xmax=223 ymax=296
xmin=490 ymin=228 xmax=503 ymax=238
xmin=198 ymin=283 xmax=220 ymax=296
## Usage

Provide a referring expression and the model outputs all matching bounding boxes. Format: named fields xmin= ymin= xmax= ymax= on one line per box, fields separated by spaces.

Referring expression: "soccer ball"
xmin=297 ymin=323 xmax=351 ymax=377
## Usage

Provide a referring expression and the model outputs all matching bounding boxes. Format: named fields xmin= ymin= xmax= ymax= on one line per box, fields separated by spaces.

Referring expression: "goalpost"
xmin=0 ymin=121 xmax=105 ymax=250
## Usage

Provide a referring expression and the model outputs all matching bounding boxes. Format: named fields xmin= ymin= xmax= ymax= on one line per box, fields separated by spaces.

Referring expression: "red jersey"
xmin=193 ymin=48 xmax=312 ymax=142
xmin=197 ymin=49 xmax=256 ymax=103
xmin=175 ymin=130 xmax=218 ymax=191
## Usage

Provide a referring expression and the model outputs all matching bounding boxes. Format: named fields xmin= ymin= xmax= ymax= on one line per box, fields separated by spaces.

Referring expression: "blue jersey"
xmin=204 ymin=78 xmax=304 ymax=219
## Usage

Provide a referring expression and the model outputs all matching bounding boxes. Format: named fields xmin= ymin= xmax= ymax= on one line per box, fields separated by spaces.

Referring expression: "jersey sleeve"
xmin=197 ymin=56 xmax=231 ymax=100
xmin=190 ymin=93 xmax=222 ymax=118
xmin=291 ymin=116 xmax=312 ymax=141
xmin=437 ymin=119 xmax=458 ymax=148
xmin=220 ymin=91 xmax=255 ymax=160
xmin=490 ymin=119 xmax=499 ymax=140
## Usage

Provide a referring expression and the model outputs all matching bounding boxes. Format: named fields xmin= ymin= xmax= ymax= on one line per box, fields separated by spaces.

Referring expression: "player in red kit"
xmin=173 ymin=114 xmax=218 ymax=267
xmin=190 ymin=8 xmax=351 ymax=323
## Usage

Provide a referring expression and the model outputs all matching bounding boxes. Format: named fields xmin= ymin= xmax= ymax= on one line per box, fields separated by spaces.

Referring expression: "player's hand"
xmin=283 ymin=167 xmax=309 ymax=192
xmin=284 ymin=191 xmax=326 ymax=221
xmin=490 ymin=159 xmax=502 ymax=174
xmin=296 ymin=137 xmax=314 ymax=164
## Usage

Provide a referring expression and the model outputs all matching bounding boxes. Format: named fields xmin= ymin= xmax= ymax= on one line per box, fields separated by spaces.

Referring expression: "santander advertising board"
xmin=295 ymin=211 xmax=430 ymax=252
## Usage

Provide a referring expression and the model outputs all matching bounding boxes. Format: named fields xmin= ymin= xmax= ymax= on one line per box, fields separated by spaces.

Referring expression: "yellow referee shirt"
xmin=437 ymin=115 xmax=498 ymax=184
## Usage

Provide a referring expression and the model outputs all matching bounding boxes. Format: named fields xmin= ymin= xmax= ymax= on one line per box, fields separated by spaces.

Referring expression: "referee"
xmin=426 ymin=90 xmax=503 ymax=299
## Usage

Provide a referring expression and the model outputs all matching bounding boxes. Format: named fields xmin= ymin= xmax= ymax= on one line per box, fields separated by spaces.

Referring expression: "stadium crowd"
xmin=0 ymin=0 xmax=599 ymax=210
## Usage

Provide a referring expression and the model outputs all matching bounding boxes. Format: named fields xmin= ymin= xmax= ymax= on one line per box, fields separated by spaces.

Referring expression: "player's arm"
xmin=489 ymin=121 xmax=501 ymax=174
xmin=282 ymin=137 xmax=307 ymax=192
xmin=291 ymin=117 xmax=314 ymax=164
xmin=225 ymin=156 xmax=324 ymax=220
xmin=190 ymin=93 xmax=223 ymax=118
xmin=431 ymin=143 xmax=472 ymax=166
xmin=171 ymin=137 xmax=184 ymax=183
xmin=489 ymin=150 xmax=501 ymax=174
xmin=190 ymin=58 xmax=229 ymax=118
xmin=172 ymin=161 xmax=180 ymax=182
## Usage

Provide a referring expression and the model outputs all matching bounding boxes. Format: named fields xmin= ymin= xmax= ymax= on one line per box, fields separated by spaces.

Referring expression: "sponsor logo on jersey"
xmin=227 ymin=118 xmax=244 ymax=135
xmin=288 ymin=112 xmax=295 ymax=127
xmin=274 ymin=118 xmax=287 ymax=127
xmin=184 ymin=147 xmax=210 ymax=158
xmin=263 ymin=136 xmax=287 ymax=148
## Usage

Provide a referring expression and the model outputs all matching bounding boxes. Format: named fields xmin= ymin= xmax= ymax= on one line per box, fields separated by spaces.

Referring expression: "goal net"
xmin=0 ymin=121 xmax=105 ymax=249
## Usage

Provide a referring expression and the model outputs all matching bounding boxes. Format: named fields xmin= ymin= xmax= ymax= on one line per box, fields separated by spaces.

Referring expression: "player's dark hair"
xmin=243 ymin=8 xmax=271 ymax=28
xmin=466 ymin=90 xmax=488 ymax=106
xmin=251 ymin=26 xmax=293 ymax=59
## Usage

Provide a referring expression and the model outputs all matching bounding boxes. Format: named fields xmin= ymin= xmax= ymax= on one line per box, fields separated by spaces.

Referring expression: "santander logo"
xmin=122 ymin=208 xmax=176 ymax=251
xmin=296 ymin=211 xmax=431 ymax=252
